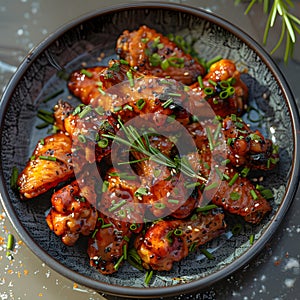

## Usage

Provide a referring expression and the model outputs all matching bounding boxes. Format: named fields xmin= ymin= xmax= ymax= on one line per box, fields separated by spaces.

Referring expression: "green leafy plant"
xmin=234 ymin=0 xmax=300 ymax=63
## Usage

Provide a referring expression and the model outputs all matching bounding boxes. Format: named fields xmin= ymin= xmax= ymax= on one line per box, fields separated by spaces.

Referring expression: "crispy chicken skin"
xmin=135 ymin=208 xmax=226 ymax=271
xmin=116 ymin=25 xmax=206 ymax=85
xmin=17 ymin=133 xmax=74 ymax=199
xmin=190 ymin=59 xmax=248 ymax=118
xmin=45 ymin=174 xmax=98 ymax=246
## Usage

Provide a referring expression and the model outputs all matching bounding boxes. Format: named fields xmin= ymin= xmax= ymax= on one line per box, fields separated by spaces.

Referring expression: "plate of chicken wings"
xmin=1 ymin=3 xmax=299 ymax=298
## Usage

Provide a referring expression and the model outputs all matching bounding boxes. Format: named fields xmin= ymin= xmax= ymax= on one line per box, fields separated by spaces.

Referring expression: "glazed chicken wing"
xmin=17 ymin=133 xmax=74 ymax=199
xmin=190 ymin=59 xmax=248 ymax=118
xmin=88 ymin=213 xmax=135 ymax=274
xmin=222 ymin=115 xmax=279 ymax=170
xmin=116 ymin=25 xmax=206 ymax=85
xmin=135 ymin=208 xmax=226 ymax=271
xmin=45 ymin=171 xmax=98 ymax=246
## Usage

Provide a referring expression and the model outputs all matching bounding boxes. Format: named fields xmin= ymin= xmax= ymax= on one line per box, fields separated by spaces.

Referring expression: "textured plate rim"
xmin=1 ymin=2 xmax=300 ymax=298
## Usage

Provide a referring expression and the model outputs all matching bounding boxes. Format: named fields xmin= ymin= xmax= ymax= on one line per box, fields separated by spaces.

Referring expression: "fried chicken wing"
xmin=88 ymin=213 xmax=136 ymax=274
xmin=190 ymin=59 xmax=248 ymax=118
xmin=116 ymin=25 xmax=206 ymax=85
xmin=135 ymin=208 xmax=226 ymax=271
xmin=45 ymin=172 xmax=98 ymax=246
xmin=202 ymin=167 xmax=272 ymax=224
xmin=17 ymin=133 xmax=74 ymax=199
xmin=222 ymin=115 xmax=279 ymax=170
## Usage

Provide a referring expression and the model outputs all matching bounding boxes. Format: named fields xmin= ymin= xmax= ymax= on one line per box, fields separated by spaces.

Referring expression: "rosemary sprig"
xmin=102 ymin=120 xmax=207 ymax=182
xmin=235 ymin=0 xmax=300 ymax=63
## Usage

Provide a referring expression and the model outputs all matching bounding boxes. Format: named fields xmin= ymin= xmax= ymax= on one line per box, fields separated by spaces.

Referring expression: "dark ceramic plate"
xmin=0 ymin=2 xmax=299 ymax=299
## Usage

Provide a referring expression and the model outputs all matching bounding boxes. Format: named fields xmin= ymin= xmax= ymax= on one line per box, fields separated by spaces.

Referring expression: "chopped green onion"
xmin=39 ymin=155 xmax=57 ymax=161
xmin=78 ymin=105 xmax=92 ymax=118
xmin=250 ymin=189 xmax=258 ymax=200
xmin=208 ymin=79 xmax=217 ymax=86
xmin=36 ymin=122 xmax=50 ymax=129
xmin=231 ymin=223 xmax=243 ymax=235
xmin=42 ymin=89 xmax=64 ymax=103
xmin=128 ymin=248 xmax=143 ymax=271
xmin=184 ymin=182 xmax=201 ymax=189
xmin=189 ymin=242 xmax=197 ymax=252
xmin=167 ymin=199 xmax=180 ymax=204
xmin=144 ymin=270 xmax=154 ymax=285
xmin=206 ymin=55 xmax=222 ymax=69
xmin=204 ymin=182 xmax=218 ymax=191
xmin=249 ymin=234 xmax=255 ymax=245
xmin=113 ymin=255 xmax=124 ymax=270
xmin=94 ymin=106 xmax=104 ymax=115
xmin=10 ymin=167 xmax=19 ymax=190
xmin=241 ymin=167 xmax=250 ymax=178
xmin=102 ymin=180 xmax=109 ymax=192
xmin=123 ymin=244 xmax=128 ymax=260
xmin=6 ymin=233 xmax=14 ymax=259
xmin=174 ymin=228 xmax=183 ymax=236
xmin=72 ymin=104 xmax=85 ymax=116
xmin=230 ymin=191 xmax=241 ymax=201
xmin=228 ymin=173 xmax=239 ymax=187
xmin=37 ymin=112 xmax=54 ymax=124
xmin=249 ymin=133 xmax=262 ymax=142
xmin=113 ymin=106 xmax=122 ymax=112
xmin=166 ymin=230 xmax=174 ymax=243
xmin=123 ymin=236 xmax=130 ymax=242
xmin=204 ymin=87 xmax=214 ymax=96
xmin=97 ymin=138 xmax=109 ymax=148
xmin=91 ymin=229 xmax=98 ymax=239
xmin=136 ymin=99 xmax=146 ymax=110
xmin=81 ymin=69 xmax=93 ymax=78
xmin=260 ymin=188 xmax=274 ymax=200
xmin=201 ymin=248 xmax=214 ymax=260
xmin=78 ymin=134 xmax=86 ymax=143
xmin=221 ymin=158 xmax=231 ymax=166
xmin=101 ymin=223 xmax=113 ymax=229
xmin=123 ymin=104 xmax=133 ymax=111
xmin=196 ymin=204 xmax=218 ymax=212
xmin=219 ymin=90 xmax=229 ymax=99
xmin=120 ymin=59 xmax=129 ymax=65
xmin=162 ymin=98 xmax=173 ymax=108
xmin=227 ymin=86 xmax=235 ymax=96
xmin=149 ymin=53 xmax=162 ymax=66
xmin=219 ymin=80 xmax=230 ymax=89
xmin=161 ymin=59 xmax=169 ymax=70
xmin=154 ymin=202 xmax=166 ymax=209
xmin=108 ymin=199 xmax=127 ymax=212
xmin=206 ymin=127 xmax=214 ymax=150
xmin=130 ymin=223 xmax=138 ymax=231
xmin=141 ymin=37 xmax=149 ymax=43
xmin=135 ymin=187 xmax=148 ymax=197
xmin=197 ymin=76 xmax=204 ymax=88
xmin=7 ymin=234 xmax=14 ymax=251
